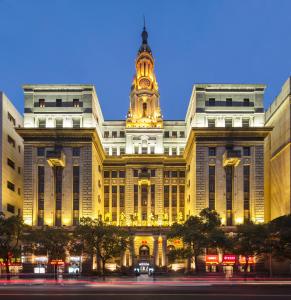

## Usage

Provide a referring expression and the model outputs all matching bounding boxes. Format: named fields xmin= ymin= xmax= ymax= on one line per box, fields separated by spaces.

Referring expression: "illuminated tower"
xmin=126 ymin=25 xmax=163 ymax=128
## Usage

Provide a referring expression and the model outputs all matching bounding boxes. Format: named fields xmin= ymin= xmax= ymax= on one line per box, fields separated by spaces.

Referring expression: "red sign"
xmin=50 ymin=260 xmax=64 ymax=265
xmin=205 ymin=255 xmax=219 ymax=264
xmin=141 ymin=240 xmax=147 ymax=245
xmin=223 ymin=254 xmax=236 ymax=264
xmin=239 ymin=256 xmax=255 ymax=264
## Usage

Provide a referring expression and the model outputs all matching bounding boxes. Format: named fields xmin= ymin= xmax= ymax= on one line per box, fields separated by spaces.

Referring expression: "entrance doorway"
xmin=139 ymin=245 xmax=150 ymax=257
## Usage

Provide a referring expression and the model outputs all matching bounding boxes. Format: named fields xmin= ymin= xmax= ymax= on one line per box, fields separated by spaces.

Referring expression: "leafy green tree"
xmin=0 ymin=213 xmax=24 ymax=276
xmin=168 ymin=208 xmax=224 ymax=273
xmin=25 ymin=227 xmax=71 ymax=261
xmin=269 ymin=214 xmax=291 ymax=260
xmin=233 ymin=221 xmax=268 ymax=274
xmin=75 ymin=217 xmax=129 ymax=275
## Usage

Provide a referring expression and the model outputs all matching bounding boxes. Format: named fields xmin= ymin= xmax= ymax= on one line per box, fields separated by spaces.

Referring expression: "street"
xmin=1 ymin=277 xmax=291 ymax=299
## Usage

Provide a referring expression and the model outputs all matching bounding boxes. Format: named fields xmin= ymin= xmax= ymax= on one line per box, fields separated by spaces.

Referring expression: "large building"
xmin=15 ymin=26 xmax=277 ymax=271
xmin=265 ymin=77 xmax=291 ymax=220
xmin=0 ymin=92 xmax=23 ymax=217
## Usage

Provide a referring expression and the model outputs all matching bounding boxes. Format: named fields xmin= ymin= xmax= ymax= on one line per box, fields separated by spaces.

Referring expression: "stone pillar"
xmin=130 ymin=237 xmax=135 ymax=267
xmin=153 ymin=235 xmax=159 ymax=266
xmin=161 ymin=235 xmax=167 ymax=267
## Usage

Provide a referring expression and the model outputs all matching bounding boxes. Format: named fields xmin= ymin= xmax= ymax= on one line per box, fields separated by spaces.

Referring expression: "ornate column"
xmin=129 ymin=236 xmax=135 ymax=267
xmin=161 ymin=235 xmax=167 ymax=267
xmin=153 ymin=235 xmax=159 ymax=266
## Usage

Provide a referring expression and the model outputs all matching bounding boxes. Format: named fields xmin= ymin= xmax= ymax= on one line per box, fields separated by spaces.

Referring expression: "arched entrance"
xmin=138 ymin=245 xmax=151 ymax=274
xmin=139 ymin=245 xmax=150 ymax=257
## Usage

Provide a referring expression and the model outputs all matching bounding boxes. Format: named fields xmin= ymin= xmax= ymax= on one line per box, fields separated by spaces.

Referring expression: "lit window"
xmin=39 ymin=99 xmax=45 ymax=108
xmin=73 ymin=99 xmax=80 ymax=107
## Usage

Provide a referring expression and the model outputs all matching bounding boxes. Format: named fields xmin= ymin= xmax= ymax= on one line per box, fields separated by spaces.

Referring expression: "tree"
xmin=233 ymin=221 xmax=268 ymax=274
xmin=269 ymin=214 xmax=291 ymax=260
xmin=167 ymin=208 xmax=224 ymax=273
xmin=0 ymin=213 xmax=24 ymax=277
xmin=25 ymin=226 xmax=71 ymax=278
xmin=75 ymin=217 xmax=129 ymax=276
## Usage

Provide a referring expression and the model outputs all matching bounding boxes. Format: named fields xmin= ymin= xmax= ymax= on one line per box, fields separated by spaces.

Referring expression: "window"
xmin=72 ymin=147 xmax=80 ymax=156
xmin=164 ymin=171 xmax=170 ymax=178
xmin=179 ymin=171 xmax=185 ymax=178
xmin=164 ymin=147 xmax=169 ymax=155
xmin=104 ymin=186 xmax=110 ymax=208
xmin=209 ymin=98 xmax=215 ymax=106
xmin=172 ymin=148 xmax=177 ymax=156
xmin=209 ymin=166 xmax=215 ymax=210
xmin=7 ymin=135 xmax=15 ymax=147
xmin=164 ymin=186 xmax=169 ymax=207
xmin=180 ymin=147 xmax=184 ymax=155
xmin=7 ymin=203 xmax=15 ymax=214
xmin=112 ymin=148 xmax=117 ymax=156
xmin=7 ymin=158 xmax=15 ymax=169
xmin=18 ymin=145 xmax=21 ymax=153
xmin=72 ymin=119 xmax=80 ymax=128
xmin=243 ymin=98 xmax=250 ymax=106
xmin=38 ymin=166 xmax=45 ymax=226
xmin=39 ymin=99 xmax=45 ymax=108
xmin=172 ymin=186 xmax=177 ymax=207
xmin=208 ymin=147 xmax=216 ymax=156
xmin=151 ymin=184 xmax=155 ymax=212
xmin=164 ymin=131 xmax=170 ymax=138
xmin=134 ymin=185 xmax=138 ymax=210
xmin=150 ymin=146 xmax=155 ymax=154
xmin=134 ymin=146 xmax=139 ymax=154
xmin=226 ymin=98 xmax=232 ymax=106
xmin=179 ymin=185 xmax=185 ymax=209
xmin=208 ymin=119 xmax=215 ymax=128
xmin=56 ymin=119 xmax=63 ymax=128
xmin=111 ymin=171 xmax=117 ymax=178
xmin=120 ymin=131 xmax=125 ymax=138
xmin=133 ymin=169 xmax=139 ymax=177
xmin=104 ymin=171 xmax=110 ymax=178
xmin=112 ymin=131 xmax=117 ymax=138
xmin=56 ymin=99 xmax=62 ymax=107
xmin=18 ymin=188 xmax=21 ymax=195
xmin=119 ymin=186 xmax=125 ymax=207
xmin=37 ymin=147 xmax=45 ymax=156
xmin=119 ymin=170 xmax=125 ymax=178
xmin=112 ymin=186 xmax=117 ymax=207
xmin=18 ymin=167 xmax=21 ymax=174
xmin=150 ymin=169 xmax=156 ymax=177
xmin=225 ymin=118 xmax=233 ymax=128
xmin=180 ymin=131 xmax=185 ymax=138
xmin=38 ymin=119 xmax=46 ymax=128
xmin=225 ymin=166 xmax=233 ymax=226
xmin=73 ymin=166 xmax=80 ymax=225
xmin=171 ymin=171 xmax=178 ymax=178
xmin=8 ymin=112 xmax=16 ymax=126
xmin=73 ymin=99 xmax=80 ymax=107
xmin=104 ymin=131 xmax=109 ymax=138
xmin=7 ymin=181 xmax=15 ymax=191
xmin=243 ymin=147 xmax=251 ymax=156
xmin=172 ymin=131 xmax=177 ymax=138
xmin=243 ymin=165 xmax=250 ymax=222
xmin=141 ymin=185 xmax=148 ymax=206
xmin=120 ymin=147 xmax=125 ymax=155
xmin=104 ymin=147 xmax=109 ymax=154
xmin=242 ymin=118 xmax=250 ymax=128
xmin=142 ymin=147 xmax=148 ymax=154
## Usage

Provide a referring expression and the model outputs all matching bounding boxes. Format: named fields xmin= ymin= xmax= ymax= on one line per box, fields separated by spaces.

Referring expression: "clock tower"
xmin=126 ymin=25 xmax=163 ymax=128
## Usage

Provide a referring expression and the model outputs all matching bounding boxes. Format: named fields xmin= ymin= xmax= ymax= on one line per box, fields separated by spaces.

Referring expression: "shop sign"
xmin=205 ymin=255 xmax=219 ymax=264
xmin=239 ymin=256 xmax=255 ymax=264
xmin=223 ymin=254 xmax=236 ymax=264
xmin=50 ymin=259 xmax=64 ymax=265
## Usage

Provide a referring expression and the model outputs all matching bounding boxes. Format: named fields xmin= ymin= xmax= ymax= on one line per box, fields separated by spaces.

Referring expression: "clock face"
xmin=139 ymin=78 xmax=151 ymax=89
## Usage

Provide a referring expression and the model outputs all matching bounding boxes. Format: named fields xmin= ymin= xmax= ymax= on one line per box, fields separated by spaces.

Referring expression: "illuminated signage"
xmin=239 ymin=256 xmax=255 ymax=264
xmin=205 ymin=255 xmax=219 ymax=264
xmin=223 ymin=254 xmax=236 ymax=264
xmin=50 ymin=259 xmax=64 ymax=265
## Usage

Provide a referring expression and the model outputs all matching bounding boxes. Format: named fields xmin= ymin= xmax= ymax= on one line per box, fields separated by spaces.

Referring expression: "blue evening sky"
xmin=0 ymin=0 xmax=291 ymax=120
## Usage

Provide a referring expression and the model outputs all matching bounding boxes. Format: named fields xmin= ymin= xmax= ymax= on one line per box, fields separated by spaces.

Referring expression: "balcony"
xmin=223 ymin=150 xmax=241 ymax=167
xmin=46 ymin=150 xmax=66 ymax=167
